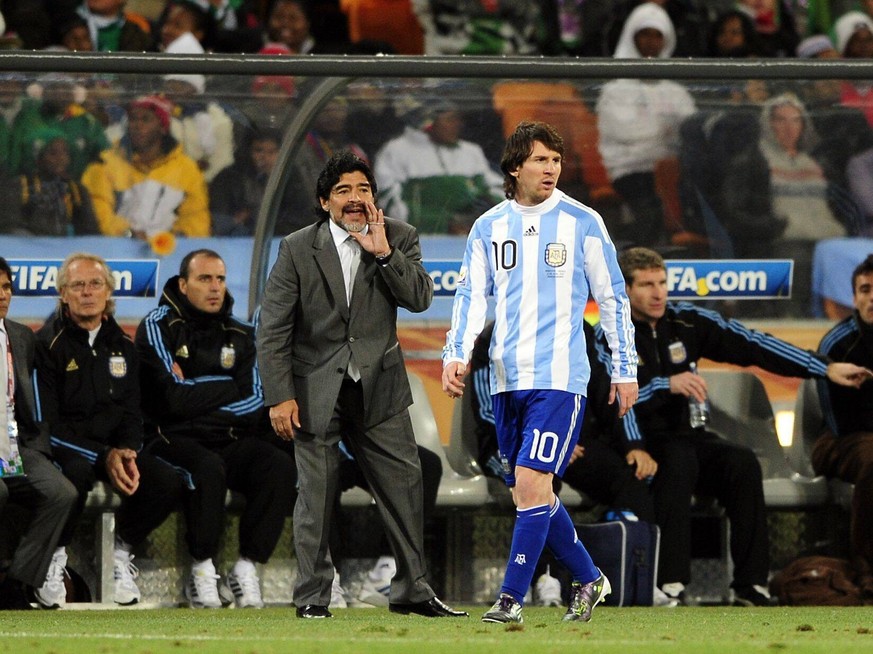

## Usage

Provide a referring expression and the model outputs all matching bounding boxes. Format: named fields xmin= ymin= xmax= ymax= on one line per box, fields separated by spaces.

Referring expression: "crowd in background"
xmin=0 ymin=1 xmax=872 ymax=318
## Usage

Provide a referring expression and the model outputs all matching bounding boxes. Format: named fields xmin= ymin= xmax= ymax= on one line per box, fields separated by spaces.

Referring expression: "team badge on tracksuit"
xmin=109 ymin=355 xmax=127 ymax=378
xmin=220 ymin=345 xmax=235 ymax=369
xmin=668 ymin=341 xmax=687 ymax=364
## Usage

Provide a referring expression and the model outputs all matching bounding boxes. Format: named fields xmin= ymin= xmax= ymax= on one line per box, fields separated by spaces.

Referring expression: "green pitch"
xmin=2 ymin=606 xmax=873 ymax=653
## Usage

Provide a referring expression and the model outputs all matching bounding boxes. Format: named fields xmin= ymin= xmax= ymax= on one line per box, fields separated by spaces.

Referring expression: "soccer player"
xmin=442 ymin=121 xmax=638 ymax=623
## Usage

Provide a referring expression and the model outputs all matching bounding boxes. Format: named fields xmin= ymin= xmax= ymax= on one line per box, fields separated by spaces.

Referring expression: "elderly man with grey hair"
xmin=35 ymin=252 xmax=183 ymax=608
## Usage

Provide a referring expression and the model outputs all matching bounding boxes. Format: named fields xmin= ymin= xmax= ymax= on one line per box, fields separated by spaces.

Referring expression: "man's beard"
xmin=341 ymin=220 xmax=365 ymax=233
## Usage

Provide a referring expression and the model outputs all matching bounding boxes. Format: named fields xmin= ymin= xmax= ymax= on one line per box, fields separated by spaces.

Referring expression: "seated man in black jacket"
xmin=135 ymin=249 xmax=296 ymax=609
xmin=612 ymin=247 xmax=872 ymax=606
xmin=36 ymin=252 xmax=184 ymax=607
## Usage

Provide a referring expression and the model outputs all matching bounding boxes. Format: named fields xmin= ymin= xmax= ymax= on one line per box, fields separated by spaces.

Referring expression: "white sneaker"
xmin=331 ymin=569 xmax=348 ymax=609
xmin=653 ymin=586 xmax=679 ymax=608
xmin=357 ymin=556 xmax=395 ymax=607
xmin=227 ymin=568 xmax=264 ymax=609
xmin=113 ymin=551 xmax=141 ymax=606
xmin=34 ymin=549 xmax=68 ymax=609
xmin=185 ymin=568 xmax=222 ymax=609
xmin=534 ymin=567 xmax=563 ymax=607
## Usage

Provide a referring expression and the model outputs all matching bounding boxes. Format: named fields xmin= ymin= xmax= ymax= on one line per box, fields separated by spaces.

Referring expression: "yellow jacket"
xmin=82 ymin=140 xmax=210 ymax=237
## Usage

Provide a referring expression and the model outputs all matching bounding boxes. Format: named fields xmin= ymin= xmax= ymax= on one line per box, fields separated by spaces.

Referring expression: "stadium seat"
xmin=701 ymin=369 xmax=829 ymax=509
xmin=407 ymin=370 xmax=490 ymax=507
xmin=339 ymin=0 xmax=424 ymax=54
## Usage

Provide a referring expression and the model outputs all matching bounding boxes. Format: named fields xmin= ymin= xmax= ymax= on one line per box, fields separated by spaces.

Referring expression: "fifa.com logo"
xmin=429 ymin=269 xmax=463 ymax=293
xmin=667 ymin=266 xmax=769 ymax=297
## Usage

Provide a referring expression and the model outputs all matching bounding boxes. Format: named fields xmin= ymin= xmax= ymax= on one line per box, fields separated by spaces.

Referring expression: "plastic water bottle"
xmin=688 ymin=361 xmax=710 ymax=429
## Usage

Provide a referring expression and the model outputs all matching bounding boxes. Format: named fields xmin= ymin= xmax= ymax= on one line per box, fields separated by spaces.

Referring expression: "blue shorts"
xmin=492 ymin=389 xmax=587 ymax=487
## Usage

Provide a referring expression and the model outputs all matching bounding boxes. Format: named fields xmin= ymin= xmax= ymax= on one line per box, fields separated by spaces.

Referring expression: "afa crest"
xmin=220 ymin=346 xmax=235 ymax=369
xmin=108 ymin=355 xmax=127 ymax=378
xmin=544 ymin=242 xmax=567 ymax=268
xmin=668 ymin=341 xmax=688 ymax=364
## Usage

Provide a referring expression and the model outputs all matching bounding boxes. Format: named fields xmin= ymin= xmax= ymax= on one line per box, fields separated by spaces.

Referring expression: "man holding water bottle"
xmin=612 ymin=247 xmax=872 ymax=607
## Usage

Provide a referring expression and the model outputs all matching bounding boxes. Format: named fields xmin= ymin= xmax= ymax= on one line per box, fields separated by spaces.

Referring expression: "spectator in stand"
xmin=796 ymin=33 xmax=839 ymax=59
xmin=705 ymin=8 xmax=762 ymax=57
xmin=412 ymin=0 xmax=549 ymax=55
xmin=601 ymin=0 xmax=711 ymax=58
xmin=161 ymin=30 xmax=236 ymax=183
xmin=265 ymin=0 xmax=349 ymax=54
xmin=596 ymin=2 xmax=696 ymax=247
xmin=814 ymin=254 xmax=873 ymax=596
xmin=158 ymin=1 xmax=214 ymax=51
xmin=235 ymin=43 xmax=297 ymax=135
xmin=53 ymin=15 xmax=95 ymax=51
xmin=74 ymin=0 xmax=154 ymax=52
xmin=0 ymin=256 xmax=77 ymax=611
xmin=793 ymin=33 xmax=873 ymax=235
xmin=761 ymin=92 xmax=848 ymax=313
xmin=182 ymin=0 xmax=259 ymax=34
xmin=282 ymin=96 xmax=367 ymax=234
xmin=163 ymin=0 xmax=263 ymax=52
xmin=374 ymin=100 xmax=503 ymax=234
xmin=0 ymin=128 xmax=99 ymax=236
xmin=35 ymin=253 xmax=184 ymax=608
xmin=344 ymin=81 xmax=404 ymax=171
xmin=9 ymin=74 xmax=109 ymax=179
xmin=209 ymin=127 xmax=297 ymax=235
xmin=135 ymin=249 xmax=297 ymax=609
xmin=735 ymin=0 xmax=799 ymax=57
xmin=81 ymin=94 xmax=210 ymax=238
xmin=835 ymin=11 xmax=873 ymax=128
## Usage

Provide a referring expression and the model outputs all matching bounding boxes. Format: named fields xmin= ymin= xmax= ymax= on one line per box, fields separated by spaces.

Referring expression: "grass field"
xmin=2 ymin=606 xmax=873 ymax=654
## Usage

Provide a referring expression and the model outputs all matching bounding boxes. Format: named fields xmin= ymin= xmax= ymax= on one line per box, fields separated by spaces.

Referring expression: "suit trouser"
xmin=1 ymin=447 xmax=77 ymax=587
xmin=149 ymin=436 xmax=296 ymax=563
xmin=293 ymin=378 xmax=435 ymax=606
xmin=332 ymin=445 xmax=442 ymax=560
xmin=54 ymin=448 xmax=183 ymax=549
xmin=812 ymin=430 xmax=873 ymax=570
xmin=648 ymin=431 xmax=769 ymax=588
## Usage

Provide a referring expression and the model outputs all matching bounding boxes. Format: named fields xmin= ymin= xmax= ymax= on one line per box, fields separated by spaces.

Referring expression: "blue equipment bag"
xmin=575 ymin=518 xmax=660 ymax=606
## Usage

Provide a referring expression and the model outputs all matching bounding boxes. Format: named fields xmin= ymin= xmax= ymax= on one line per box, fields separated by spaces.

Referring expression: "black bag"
xmin=575 ymin=518 xmax=660 ymax=606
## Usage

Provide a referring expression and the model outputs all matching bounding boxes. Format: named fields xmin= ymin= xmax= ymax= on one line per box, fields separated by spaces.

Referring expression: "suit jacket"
xmin=257 ymin=217 xmax=433 ymax=436
xmin=5 ymin=319 xmax=50 ymax=455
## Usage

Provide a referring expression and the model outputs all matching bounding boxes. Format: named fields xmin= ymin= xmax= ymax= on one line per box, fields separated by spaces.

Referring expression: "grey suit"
xmin=258 ymin=217 xmax=435 ymax=606
xmin=0 ymin=319 xmax=76 ymax=588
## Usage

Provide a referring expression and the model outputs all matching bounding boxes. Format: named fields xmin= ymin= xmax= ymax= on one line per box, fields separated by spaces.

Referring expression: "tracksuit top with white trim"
xmin=134 ymin=276 xmax=266 ymax=445
xmin=612 ymin=301 xmax=830 ymax=451
xmin=443 ymin=188 xmax=637 ymax=396
xmin=36 ymin=311 xmax=143 ymax=463
xmin=818 ymin=312 xmax=873 ymax=437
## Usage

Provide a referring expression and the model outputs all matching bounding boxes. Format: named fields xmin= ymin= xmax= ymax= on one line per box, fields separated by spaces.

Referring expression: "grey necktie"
xmin=343 ymin=236 xmax=361 ymax=304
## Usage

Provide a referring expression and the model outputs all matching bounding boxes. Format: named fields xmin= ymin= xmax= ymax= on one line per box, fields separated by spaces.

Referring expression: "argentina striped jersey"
xmin=443 ymin=189 xmax=637 ymax=395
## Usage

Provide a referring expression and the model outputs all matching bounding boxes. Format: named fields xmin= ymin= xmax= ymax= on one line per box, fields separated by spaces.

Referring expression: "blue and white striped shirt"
xmin=443 ymin=189 xmax=637 ymax=395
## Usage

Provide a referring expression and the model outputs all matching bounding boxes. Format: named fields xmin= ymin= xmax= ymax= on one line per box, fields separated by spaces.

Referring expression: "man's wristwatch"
xmin=375 ymin=249 xmax=393 ymax=266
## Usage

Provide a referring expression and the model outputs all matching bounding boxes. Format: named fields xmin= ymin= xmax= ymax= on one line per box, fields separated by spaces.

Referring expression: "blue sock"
xmin=500 ymin=504 xmax=550 ymax=604
xmin=546 ymin=497 xmax=599 ymax=584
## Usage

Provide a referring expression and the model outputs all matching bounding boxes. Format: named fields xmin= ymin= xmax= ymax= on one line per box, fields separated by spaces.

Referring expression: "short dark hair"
xmin=499 ymin=121 xmax=564 ymax=200
xmin=852 ymin=254 xmax=873 ymax=293
xmin=0 ymin=257 xmax=12 ymax=283
xmin=179 ymin=249 xmax=224 ymax=279
xmin=314 ymin=150 xmax=378 ymax=219
xmin=618 ymin=247 xmax=666 ymax=285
